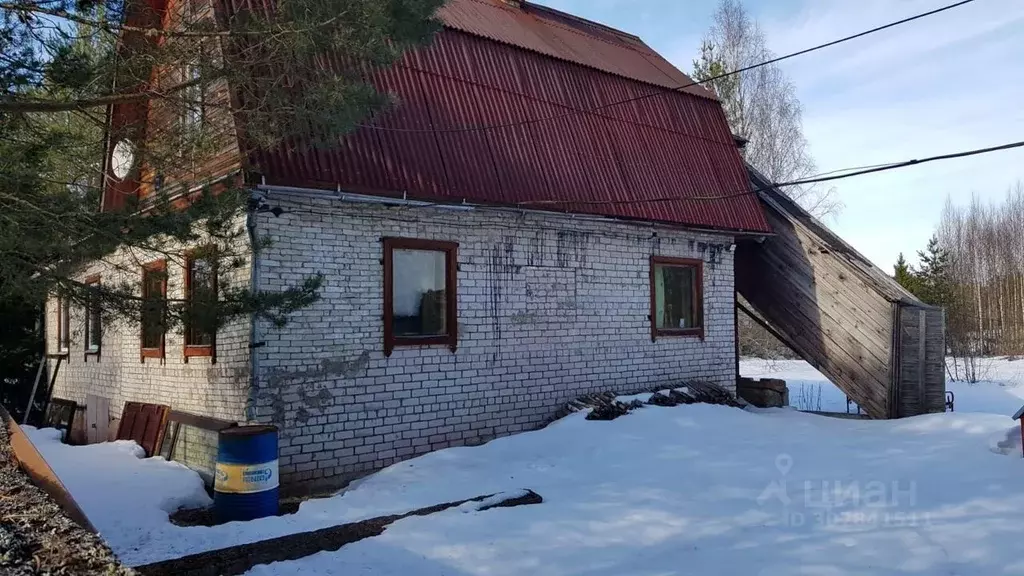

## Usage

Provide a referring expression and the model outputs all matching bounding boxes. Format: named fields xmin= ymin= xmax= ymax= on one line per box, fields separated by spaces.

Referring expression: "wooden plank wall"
xmin=736 ymin=200 xmax=896 ymax=419
xmin=895 ymin=305 xmax=947 ymax=416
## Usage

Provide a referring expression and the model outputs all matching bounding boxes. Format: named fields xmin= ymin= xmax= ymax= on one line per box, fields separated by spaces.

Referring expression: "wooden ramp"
xmin=736 ymin=168 xmax=945 ymax=418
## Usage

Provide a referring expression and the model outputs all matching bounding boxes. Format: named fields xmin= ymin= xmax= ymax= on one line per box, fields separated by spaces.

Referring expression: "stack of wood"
xmin=551 ymin=381 xmax=742 ymax=423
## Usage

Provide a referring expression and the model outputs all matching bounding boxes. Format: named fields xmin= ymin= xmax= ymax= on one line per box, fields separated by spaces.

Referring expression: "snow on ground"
xmin=24 ymin=357 xmax=1024 ymax=573
xmin=246 ymin=404 xmax=1024 ymax=576
xmin=23 ymin=427 xmax=212 ymax=564
xmin=25 ymin=424 xmax=552 ymax=566
xmin=741 ymin=357 xmax=1024 ymax=416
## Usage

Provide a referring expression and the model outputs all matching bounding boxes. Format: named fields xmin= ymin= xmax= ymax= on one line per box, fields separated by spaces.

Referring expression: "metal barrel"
xmin=214 ymin=425 xmax=279 ymax=523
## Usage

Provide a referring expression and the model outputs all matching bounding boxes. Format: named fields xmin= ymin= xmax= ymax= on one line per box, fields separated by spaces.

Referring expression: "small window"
xmin=650 ymin=256 xmax=703 ymax=340
xmin=184 ymin=253 xmax=216 ymax=359
xmin=181 ymin=62 xmax=205 ymax=130
xmin=57 ymin=295 xmax=70 ymax=353
xmin=84 ymin=275 xmax=102 ymax=355
xmin=383 ymin=238 xmax=458 ymax=357
xmin=141 ymin=261 xmax=167 ymax=360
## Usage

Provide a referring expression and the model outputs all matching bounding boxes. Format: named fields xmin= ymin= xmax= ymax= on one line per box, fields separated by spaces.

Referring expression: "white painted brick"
xmin=251 ymin=198 xmax=738 ymax=486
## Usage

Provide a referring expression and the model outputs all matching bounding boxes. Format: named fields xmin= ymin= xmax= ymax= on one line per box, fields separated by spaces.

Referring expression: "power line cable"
xmin=356 ymin=0 xmax=977 ymax=135
xmin=517 ymin=138 xmax=1024 ymax=207
xmin=270 ymin=137 xmax=1024 ymax=216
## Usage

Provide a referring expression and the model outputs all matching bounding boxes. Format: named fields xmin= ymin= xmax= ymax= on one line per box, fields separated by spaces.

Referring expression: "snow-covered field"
xmin=23 ymin=358 xmax=1024 ymax=574
xmin=741 ymin=357 xmax=1024 ymax=416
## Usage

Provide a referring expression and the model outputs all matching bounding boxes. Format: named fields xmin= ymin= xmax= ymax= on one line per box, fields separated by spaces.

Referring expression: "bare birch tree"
xmin=931 ymin=182 xmax=1024 ymax=379
xmin=693 ymin=0 xmax=841 ymax=360
xmin=693 ymin=0 xmax=840 ymax=218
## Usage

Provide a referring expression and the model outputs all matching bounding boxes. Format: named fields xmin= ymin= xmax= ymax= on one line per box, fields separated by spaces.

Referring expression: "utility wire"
xmin=271 ymin=137 xmax=1024 ymax=216
xmin=516 ymin=138 xmax=1024 ymax=207
xmin=356 ymin=0 xmax=976 ymax=135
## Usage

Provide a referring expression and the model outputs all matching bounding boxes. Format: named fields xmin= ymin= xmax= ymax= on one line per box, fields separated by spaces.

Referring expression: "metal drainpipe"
xmin=246 ymin=196 xmax=261 ymax=422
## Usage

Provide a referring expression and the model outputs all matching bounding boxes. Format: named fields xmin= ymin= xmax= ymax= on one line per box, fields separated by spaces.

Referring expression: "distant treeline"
xmin=898 ymin=182 xmax=1024 ymax=360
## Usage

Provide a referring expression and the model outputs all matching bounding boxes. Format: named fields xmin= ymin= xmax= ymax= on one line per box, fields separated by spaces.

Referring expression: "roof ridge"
xmin=455 ymin=0 xmax=651 ymax=51
xmin=447 ymin=0 xmax=711 ymax=96
xmin=524 ymin=1 xmax=644 ymax=42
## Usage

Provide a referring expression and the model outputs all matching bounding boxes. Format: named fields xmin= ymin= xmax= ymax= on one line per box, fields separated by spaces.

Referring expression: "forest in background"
xmin=896 ymin=182 xmax=1024 ymax=381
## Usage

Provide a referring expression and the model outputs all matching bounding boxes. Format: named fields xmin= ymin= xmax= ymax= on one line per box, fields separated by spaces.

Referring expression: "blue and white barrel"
xmin=214 ymin=425 xmax=279 ymax=523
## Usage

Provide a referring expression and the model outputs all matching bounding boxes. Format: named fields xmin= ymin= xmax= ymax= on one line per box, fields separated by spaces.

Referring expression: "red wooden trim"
xmin=183 ymin=249 xmax=217 ymax=363
xmin=382 ymin=237 xmax=459 ymax=357
xmin=649 ymin=256 xmax=705 ymax=341
xmin=383 ymin=238 xmax=394 ymax=357
xmin=140 ymin=259 xmax=167 ymax=363
xmin=446 ymin=244 xmax=459 ymax=353
xmin=184 ymin=345 xmax=213 ymax=357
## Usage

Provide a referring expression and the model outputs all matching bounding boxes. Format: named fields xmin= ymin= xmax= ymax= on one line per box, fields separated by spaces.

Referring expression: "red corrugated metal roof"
xmin=437 ymin=0 xmax=715 ymax=100
xmin=247 ymin=24 xmax=770 ymax=233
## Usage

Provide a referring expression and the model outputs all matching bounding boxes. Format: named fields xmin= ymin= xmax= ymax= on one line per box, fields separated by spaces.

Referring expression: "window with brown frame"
xmin=141 ymin=261 xmax=167 ymax=360
xmin=56 ymin=295 xmax=70 ymax=353
xmin=383 ymin=238 xmax=458 ymax=357
xmin=84 ymin=275 xmax=102 ymax=355
xmin=184 ymin=253 xmax=216 ymax=360
xmin=649 ymin=256 xmax=704 ymax=340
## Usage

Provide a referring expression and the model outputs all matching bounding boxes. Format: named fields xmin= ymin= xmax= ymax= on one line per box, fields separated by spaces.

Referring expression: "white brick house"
xmin=48 ymin=194 xmax=742 ymax=485
xmin=248 ymin=194 xmax=740 ymax=483
xmin=50 ymin=0 xmax=773 ymax=487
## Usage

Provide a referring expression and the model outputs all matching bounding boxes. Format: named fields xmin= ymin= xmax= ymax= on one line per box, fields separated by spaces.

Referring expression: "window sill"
xmin=184 ymin=345 xmax=214 ymax=362
xmin=652 ymin=328 xmax=704 ymax=341
xmin=386 ymin=335 xmax=457 ymax=356
xmin=56 ymin=348 xmax=69 ymax=357
xmin=84 ymin=348 xmax=101 ymax=361
xmin=141 ymin=348 xmax=163 ymax=361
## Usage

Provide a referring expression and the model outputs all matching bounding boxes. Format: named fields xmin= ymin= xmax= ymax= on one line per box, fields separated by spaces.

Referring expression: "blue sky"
xmin=535 ymin=0 xmax=1024 ymax=271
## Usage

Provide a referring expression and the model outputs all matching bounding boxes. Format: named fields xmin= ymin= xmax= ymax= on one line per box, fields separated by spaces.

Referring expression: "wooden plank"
xmin=898 ymin=308 xmax=922 ymax=417
xmin=753 ymin=174 xmax=917 ymax=303
xmin=738 ymin=252 xmax=890 ymax=417
xmin=751 ymin=248 xmax=893 ymax=369
xmin=737 ymin=299 xmax=802 ymax=355
xmin=921 ymin=307 xmax=947 ymax=414
xmin=85 ymin=394 xmax=110 ymax=445
xmin=116 ymin=402 xmax=170 ymax=456
xmin=129 ymin=404 xmax=150 ymax=442
xmin=745 ymin=290 xmax=889 ymax=417
xmin=741 ymin=275 xmax=889 ymax=414
xmin=739 ymin=251 xmax=893 ymax=377
xmin=917 ymin=309 xmax=926 ymax=415
xmin=888 ymin=303 xmax=902 ymax=418
xmin=754 ymin=224 xmax=896 ymax=341
xmin=168 ymin=410 xmax=237 ymax=432
xmin=760 ymin=208 xmax=898 ymax=330
xmin=740 ymin=227 xmax=896 ymax=344
xmin=1 ymin=404 xmax=96 ymax=532
xmin=42 ymin=399 xmax=77 ymax=442
xmin=117 ymin=403 xmax=140 ymax=441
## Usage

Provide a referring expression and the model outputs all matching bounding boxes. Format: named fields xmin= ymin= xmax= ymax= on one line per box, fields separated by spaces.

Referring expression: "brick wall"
xmin=45 ymin=221 xmax=251 ymax=471
xmin=252 ymin=193 xmax=738 ymax=486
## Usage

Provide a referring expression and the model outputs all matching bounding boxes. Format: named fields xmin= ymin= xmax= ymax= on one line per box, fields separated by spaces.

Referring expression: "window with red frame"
xmin=184 ymin=254 xmax=216 ymax=359
xmin=141 ymin=261 xmax=167 ymax=359
xmin=650 ymin=256 xmax=704 ymax=340
xmin=383 ymin=238 xmax=458 ymax=357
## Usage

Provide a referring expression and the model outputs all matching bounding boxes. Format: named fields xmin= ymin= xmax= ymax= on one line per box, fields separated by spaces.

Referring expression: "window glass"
xmin=653 ymin=263 xmax=699 ymax=330
xmin=391 ymin=249 xmax=448 ymax=337
xmin=186 ymin=257 xmax=216 ymax=347
xmin=86 ymin=281 xmax=101 ymax=351
xmin=58 ymin=297 xmax=70 ymax=351
xmin=141 ymin=268 xmax=165 ymax=350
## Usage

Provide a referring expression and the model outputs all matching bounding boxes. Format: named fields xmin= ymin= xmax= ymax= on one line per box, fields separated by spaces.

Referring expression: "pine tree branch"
xmin=0 ymin=75 xmax=211 ymax=112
